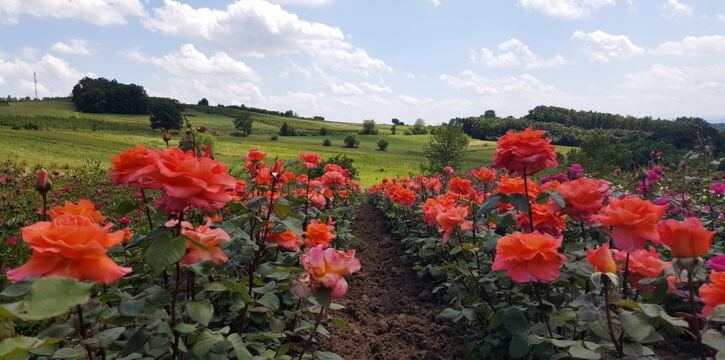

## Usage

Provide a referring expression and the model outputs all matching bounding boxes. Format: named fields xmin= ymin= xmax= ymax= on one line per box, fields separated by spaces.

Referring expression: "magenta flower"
xmin=708 ymin=255 xmax=725 ymax=272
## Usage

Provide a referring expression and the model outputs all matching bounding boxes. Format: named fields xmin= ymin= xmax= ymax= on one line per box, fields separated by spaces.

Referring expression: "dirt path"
xmin=321 ymin=201 xmax=465 ymax=360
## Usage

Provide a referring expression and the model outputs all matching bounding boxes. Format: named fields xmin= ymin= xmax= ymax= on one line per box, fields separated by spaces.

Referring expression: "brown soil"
xmin=319 ymin=201 xmax=465 ymax=360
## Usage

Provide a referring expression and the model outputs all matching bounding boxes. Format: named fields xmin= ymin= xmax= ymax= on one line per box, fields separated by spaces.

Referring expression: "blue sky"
xmin=1 ymin=0 xmax=724 ymax=123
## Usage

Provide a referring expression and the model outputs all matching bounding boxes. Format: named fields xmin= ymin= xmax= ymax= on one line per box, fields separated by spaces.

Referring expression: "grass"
xmin=0 ymin=100 xmax=574 ymax=186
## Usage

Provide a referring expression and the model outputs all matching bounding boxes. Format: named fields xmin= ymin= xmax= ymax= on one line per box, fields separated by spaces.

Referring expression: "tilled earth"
xmin=319 ymin=201 xmax=465 ymax=360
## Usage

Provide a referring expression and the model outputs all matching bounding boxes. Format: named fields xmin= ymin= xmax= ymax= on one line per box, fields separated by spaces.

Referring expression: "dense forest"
xmin=71 ymin=77 xmax=149 ymax=114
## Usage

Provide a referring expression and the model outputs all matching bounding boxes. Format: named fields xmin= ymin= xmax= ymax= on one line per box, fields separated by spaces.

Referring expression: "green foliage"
xmin=279 ymin=122 xmax=296 ymax=136
xmin=319 ymin=127 xmax=328 ymax=136
xmin=391 ymin=124 xmax=397 ymax=135
xmin=322 ymin=138 xmax=332 ymax=146
xmin=270 ymin=134 xmax=279 ymax=141
xmin=197 ymin=98 xmax=209 ymax=106
xmin=343 ymin=133 xmax=360 ymax=148
xmin=422 ymin=123 xmax=469 ymax=174
xmin=149 ymin=98 xmax=183 ymax=130
xmin=71 ymin=77 xmax=149 ymax=114
xmin=411 ymin=119 xmax=427 ymax=135
xmin=376 ymin=136 xmax=389 ymax=151
xmin=568 ymin=137 xmax=682 ymax=175
xmin=403 ymin=128 xmax=413 ymax=135
xmin=360 ymin=120 xmax=378 ymax=135
xmin=233 ymin=113 xmax=253 ymax=136
xmin=311 ymin=154 xmax=359 ymax=179
xmin=2 ymin=277 xmax=92 ymax=321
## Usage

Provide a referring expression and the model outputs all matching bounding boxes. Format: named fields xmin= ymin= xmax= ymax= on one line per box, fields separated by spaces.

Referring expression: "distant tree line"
xmin=71 ymin=77 xmax=149 ymax=114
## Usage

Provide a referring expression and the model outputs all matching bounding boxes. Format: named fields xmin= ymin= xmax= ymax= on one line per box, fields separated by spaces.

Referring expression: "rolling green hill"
xmin=0 ymin=100 xmax=573 ymax=186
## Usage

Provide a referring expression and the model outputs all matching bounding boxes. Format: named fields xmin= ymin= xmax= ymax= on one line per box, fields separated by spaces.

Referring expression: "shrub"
xmin=322 ymin=138 xmax=332 ymax=146
xmin=411 ymin=118 xmax=427 ymax=134
xmin=360 ymin=120 xmax=378 ymax=135
xmin=233 ymin=113 xmax=253 ymax=136
xmin=343 ymin=133 xmax=360 ymax=148
xmin=403 ymin=129 xmax=413 ymax=135
xmin=391 ymin=124 xmax=397 ymax=135
xmin=279 ymin=122 xmax=296 ymax=136
xmin=270 ymin=134 xmax=279 ymax=141
xmin=377 ymin=137 xmax=389 ymax=151
xmin=422 ymin=123 xmax=469 ymax=174
xmin=197 ymin=98 xmax=209 ymax=106
xmin=320 ymin=127 xmax=329 ymax=136
xmin=149 ymin=98 xmax=183 ymax=130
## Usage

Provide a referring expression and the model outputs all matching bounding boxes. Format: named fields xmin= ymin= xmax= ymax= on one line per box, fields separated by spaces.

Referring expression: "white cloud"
xmin=717 ymin=14 xmax=725 ymax=22
xmin=440 ymin=71 xmax=557 ymax=95
xmin=470 ymin=38 xmax=566 ymax=69
xmin=50 ymin=38 xmax=92 ymax=56
xmin=268 ymin=0 xmax=333 ymax=5
xmin=150 ymin=77 xmax=264 ymax=107
xmin=361 ymin=82 xmax=392 ymax=93
xmin=327 ymin=82 xmax=363 ymax=96
xmin=661 ymin=0 xmax=693 ymax=22
xmin=141 ymin=0 xmax=389 ymax=73
xmin=431 ymin=0 xmax=442 ymax=7
xmin=0 ymin=53 xmax=89 ymax=97
xmin=572 ymin=30 xmax=644 ymax=62
xmin=0 ymin=0 xmax=146 ymax=26
xmin=654 ymin=35 xmax=725 ymax=57
xmin=517 ymin=0 xmax=616 ymax=19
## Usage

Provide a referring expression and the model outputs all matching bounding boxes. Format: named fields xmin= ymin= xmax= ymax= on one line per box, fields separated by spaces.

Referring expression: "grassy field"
xmin=0 ymin=100 xmax=573 ymax=186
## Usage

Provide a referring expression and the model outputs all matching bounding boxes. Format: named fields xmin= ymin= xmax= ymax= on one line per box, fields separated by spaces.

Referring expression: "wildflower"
xmin=591 ymin=197 xmax=667 ymax=252
xmin=180 ymin=219 xmax=231 ymax=266
xmin=492 ymin=231 xmax=566 ymax=283
xmin=48 ymin=199 xmax=105 ymax=223
xmin=300 ymin=245 xmax=361 ymax=299
xmin=119 ymin=217 xmax=131 ymax=226
xmin=699 ymin=271 xmax=725 ymax=317
xmin=710 ymin=183 xmax=725 ymax=196
xmin=556 ymin=177 xmax=611 ymax=222
xmin=492 ymin=128 xmax=558 ymax=175
xmin=7 ymin=215 xmax=131 ymax=284
xmin=587 ymin=243 xmax=617 ymax=273
xmin=6 ymin=236 xmax=17 ymax=246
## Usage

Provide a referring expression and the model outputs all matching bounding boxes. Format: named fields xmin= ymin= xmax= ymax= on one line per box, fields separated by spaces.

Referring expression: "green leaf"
xmin=620 ymin=311 xmax=651 ymax=342
xmin=227 ymin=334 xmax=254 ymax=360
xmin=0 ymin=283 xmax=31 ymax=298
xmin=274 ymin=203 xmax=291 ymax=220
xmin=52 ymin=347 xmax=87 ymax=359
xmin=118 ymin=298 xmax=145 ymax=317
xmin=507 ymin=194 xmax=530 ymax=213
xmin=312 ymin=351 xmax=344 ymax=360
xmin=114 ymin=200 xmax=139 ymax=216
xmin=281 ymin=218 xmax=304 ymax=237
xmin=568 ymin=343 xmax=601 ymax=359
xmin=503 ymin=307 xmax=529 ymax=335
xmin=477 ymin=194 xmax=503 ymax=216
xmin=187 ymin=300 xmax=214 ymax=327
xmin=9 ymin=277 xmax=92 ymax=321
xmin=256 ymin=293 xmax=280 ymax=310
xmin=83 ymin=327 xmax=125 ymax=347
xmin=508 ymin=334 xmax=531 ymax=359
xmin=548 ymin=191 xmax=566 ymax=208
xmin=0 ymin=337 xmax=50 ymax=359
xmin=174 ymin=323 xmax=197 ymax=334
xmin=709 ymin=305 xmax=725 ymax=323
xmin=144 ymin=236 xmax=186 ymax=274
xmin=703 ymin=329 xmax=725 ymax=352
xmin=439 ymin=308 xmax=463 ymax=322
xmin=330 ymin=318 xmax=348 ymax=329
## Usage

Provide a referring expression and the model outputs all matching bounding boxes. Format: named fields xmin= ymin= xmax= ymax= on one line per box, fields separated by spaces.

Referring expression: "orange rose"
xmin=436 ymin=205 xmax=472 ymax=243
xmin=449 ymin=177 xmax=473 ymax=195
xmin=587 ymin=243 xmax=617 ymax=273
xmin=613 ymin=248 xmax=670 ymax=290
xmin=492 ymin=231 xmax=566 ymax=283
xmin=300 ymin=152 xmax=322 ymax=170
xmin=300 ymin=245 xmax=361 ymax=299
xmin=390 ymin=186 xmax=416 ymax=206
xmin=180 ymin=219 xmax=231 ymax=266
xmin=657 ymin=217 xmax=715 ymax=258
xmin=515 ymin=201 xmax=566 ymax=236
xmin=556 ymin=177 xmax=611 ymax=222
xmin=108 ymin=145 xmax=160 ymax=189
xmin=700 ymin=271 xmax=725 ymax=317
xmin=494 ymin=174 xmax=541 ymax=198
xmin=244 ymin=147 xmax=266 ymax=162
xmin=152 ymin=148 xmax=237 ymax=213
xmin=591 ymin=196 xmax=667 ymax=252
xmin=470 ymin=167 xmax=497 ymax=183
xmin=492 ymin=128 xmax=558 ymax=175
xmin=7 ymin=215 xmax=131 ymax=284
xmin=268 ymin=229 xmax=303 ymax=252
xmin=48 ymin=199 xmax=105 ymax=223
xmin=304 ymin=221 xmax=336 ymax=248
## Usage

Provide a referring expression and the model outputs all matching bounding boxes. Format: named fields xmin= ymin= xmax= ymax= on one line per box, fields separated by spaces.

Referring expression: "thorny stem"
xmin=302 ymin=168 xmax=312 ymax=227
xmin=687 ymin=270 xmax=703 ymax=352
xmin=536 ymin=283 xmax=554 ymax=338
xmin=297 ymin=306 xmax=326 ymax=360
xmin=522 ymin=168 xmax=534 ymax=234
xmin=41 ymin=192 xmax=47 ymax=220
xmin=622 ymin=252 xmax=630 ymax=298
xmin=603 ymin=280 xmax=623 ymax=358
xmin=140 ymin=189 xmax=154 ymax=230
xmin=76 ymin=305 xmax=94 ymax=360
xmin=171 ymin=210 xmax=184 ymax=359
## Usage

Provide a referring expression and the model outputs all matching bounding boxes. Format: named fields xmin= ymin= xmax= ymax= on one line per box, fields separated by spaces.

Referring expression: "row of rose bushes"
xmin=368 ymin=128 xmax=724 ymax=359
xmin=0 ymin=126 xmax=362 ymax=359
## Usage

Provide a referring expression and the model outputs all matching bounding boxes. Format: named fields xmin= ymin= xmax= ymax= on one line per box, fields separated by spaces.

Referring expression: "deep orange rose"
xmin=268 ymin=229 xmax=303 ymax=252
xmin=449 ymin=177 xmax=473 ymax=195
xmin=390 ymin=186 xmax=416 ymax=207
xmin=300 ymin=152 xmax=322 ymax=170
xmin=492 ymin=128 xmax=558 ymax=175
xmin=556 ymin=177 xmax=611 ymax=222
xmin=613 ymin=248 xmax=670 ymax=290
xmin=515 ymin=202 xmax=566 ymax=236
xmin=470 ymin=167 xmax=497 ymax=183
xmin=48 ymin=199 xmax=105 ymax=223
xmin=304 ymin=221 xmax=336 ymax=248
xmin=587 ymin=243 xmax=617 ymax=273
xmin=244 ymin=147 xmax=266 ymax=162
xmin=7 ymin=215 xmax=131 ymax=284
xmin=321 ymin=170 xmax=346 ymax=190
xmin=152 ymin=148 xmax=237 ymax=213
xmin=108 ymin=145 xmax=160 ymax=189
xmin=180 ymin=219 xmax=231 ymax=266
xmin=700 ymin=271 xmax=725 ymax=317
xmin=591 ymin=196 xmax=667 ymax=252
xmin=657 ymin=217 xmax=715 ymax=258
xmin=494 ymin=174 xmax=541 ymax=198
xmin=492 ymin=231 xmax=566 ymax=283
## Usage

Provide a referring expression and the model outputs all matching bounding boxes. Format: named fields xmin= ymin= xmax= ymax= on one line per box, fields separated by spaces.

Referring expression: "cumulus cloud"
xmin=440 ymin=71 xmax=557 ymax=95
xmin=517 ymin=0 xmax=616 ymax=19
xmin=654 ymin=35 xmax=725 ymax=57
xmin=0 ymin=53 xmax=89 ymax=97
xmin=470 ymin=38 xmax=566 ymax=69
xmin=327 ymin=82 xmax=364 ymax=96
xmin=0 ymin=0 xmax=146 ymax=26
xmin=661 ymin=0 xmax=693 ymax=22
xmin=572 ymin=30 xmax=644 ymax=62
xmin=268 ymin=0 xmax=333 ymax=5
xmin=431 ymin=0 xmax=442 ymax=7
xmin=141 ymin=0 xmax=389 ymax=74
xmin=361 ymin=82 xmax=392 ymax=93
xmin=50 ymin=38 xmax=92 ymax=56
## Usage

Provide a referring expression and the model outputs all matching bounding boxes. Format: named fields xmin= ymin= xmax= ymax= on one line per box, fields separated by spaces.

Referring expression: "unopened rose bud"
xmin=162 ymin=130 xmax=171 ymax=142
xmin=35 ymin=169 xmax=52 ymax=194
xmin=197 ymin=126 xmax=207 ymax=133
xmin=673 ymin=257 xmax=704 ymax=276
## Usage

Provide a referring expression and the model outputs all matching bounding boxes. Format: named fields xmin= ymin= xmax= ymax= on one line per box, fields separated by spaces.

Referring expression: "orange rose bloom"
xmin=390 ymin=187 xmax=416 ymax=206
xmin=556 ymin=177 xmax=611 ymax=222
xmin=591 ymin=196 xmax=667 ymax=252
xmin=7 ymin=215 xmax=131 ymax=284
xmin=492 ymin=128 xmax=558 ymax=175
xmin=700 ymin=271 xmax=725 ymax=317
xmin=449 ymin=177 xmax=473 ymax=195
xmin=108 ymin=145 xmax=160 ymax=189
xmin=300 ymin=152 xmax=322 ymax=170
xmin=180 ymin=219 xmax=231 ymax=266
xmin=657 ymin=217 xmax=715 ymax=258
xmin=494 ymin=174 xmax=541 ymax=198
xmin=244 ymin=147 xmax=267 ymax=162
xmin=48 ymin=199 xmax=105 ymax=223
xmin=587 ymin=243 xmax=617 ymax=273
xmin=268 ymin=229 xmax=303 ymax=252
xmin=436 ymin=205 xmax=473 ymax=243
xmin=152 ymin=148 xmax=237 ymax=213
xmin=304 ymin=221 xmax=336 ymax=248
xmin=300 ymin=245 xmax=361 ymax=299
xmin=613 ymin=248 xmax=670 ymax=290
xmin=492 ymin=231 xmax=566 ymax=283
xmin=515 ymin=202 xmax=566 ymax=236
xmin=470 ymin=167 xmax=497 ymax=182
xmin=422 ymin=193 xmax=458 ymax=226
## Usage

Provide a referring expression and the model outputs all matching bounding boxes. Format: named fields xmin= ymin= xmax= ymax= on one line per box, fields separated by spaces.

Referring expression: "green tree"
xmin=377 ymin=137 xmax=389 ymax=151
xmin=343 ymin=133 xmax=360 ymax=148
xmin=233 ymin=113 xmax=253 ymax=136
xmin=279 ymin=122 xmax=296 ymax=136
xmin=422 ymin=124 xmax=469 ymax=174
xmin=319 ymin=127 xmax=329 ymax=136
xmin=197 ymin=98 xmax=209 ymax=106
xmin=412 ymin=118 xmax=427 ymax=134
xmin=360 ymin=119 xmax=378 ymax=135
xmin=322 ymin=138 xmax=332 ymax=146
xmin=483 ymin=109 xmax=496 ymax=118
xmin=149 ymin=98 xmax=183 ymax=130
xmin=391 ymin=124 xmax=397 ymax=135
